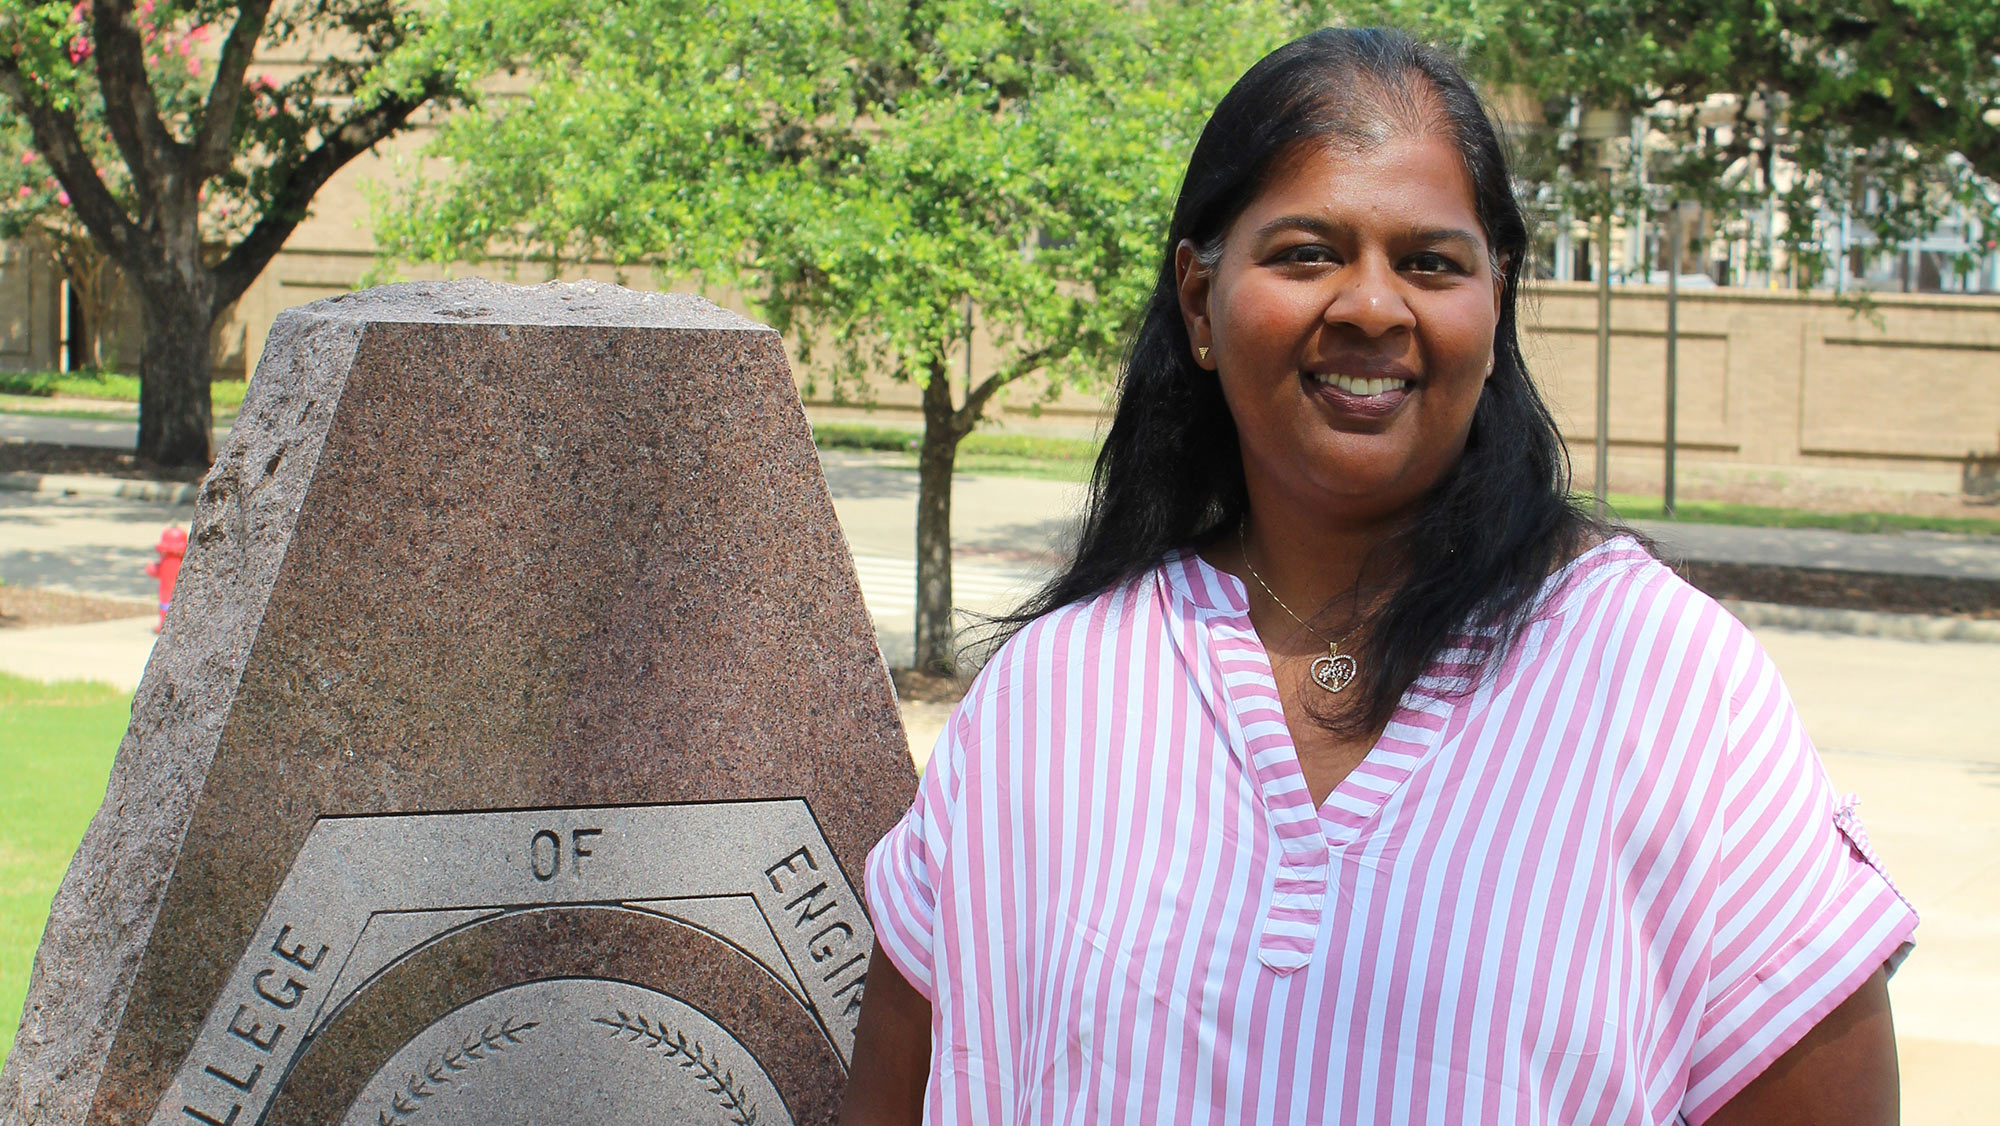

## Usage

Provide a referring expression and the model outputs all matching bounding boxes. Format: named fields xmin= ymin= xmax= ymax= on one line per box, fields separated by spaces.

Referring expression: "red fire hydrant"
xmin=145 ymin=527 xmax=188 ymax=634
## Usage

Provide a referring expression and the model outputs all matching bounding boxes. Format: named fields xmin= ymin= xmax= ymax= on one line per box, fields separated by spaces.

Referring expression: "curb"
xmin=1722 ymin=599 xmax=2000 ymax=645
xmin=0 ymin=471 xmax=201 ymax=505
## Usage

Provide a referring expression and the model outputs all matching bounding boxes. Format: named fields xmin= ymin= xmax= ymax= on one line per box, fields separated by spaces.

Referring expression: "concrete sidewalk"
xmin=0 ymin=616 xmax=156 ymax=690
xmin=1634 ymin=519 xmax=2000 ymax=581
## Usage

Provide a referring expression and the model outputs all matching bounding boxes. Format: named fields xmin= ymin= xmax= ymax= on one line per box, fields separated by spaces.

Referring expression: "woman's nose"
xmin=1324 ymin=260 xmax=1416 ymax=337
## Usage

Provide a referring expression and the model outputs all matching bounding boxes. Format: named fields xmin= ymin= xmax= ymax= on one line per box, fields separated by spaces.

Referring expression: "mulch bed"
xmin=0 ymin=439 xmax=207 ymax=483
xmin=1674 ymin=561 xmax=2000 ymax=620
xmin=890 ymin=667 xmax=974 ymax=705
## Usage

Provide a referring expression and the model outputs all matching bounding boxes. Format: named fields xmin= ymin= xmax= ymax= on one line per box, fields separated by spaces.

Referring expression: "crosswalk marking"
xmin=850 ymin=553 xmax=1049 ymax=617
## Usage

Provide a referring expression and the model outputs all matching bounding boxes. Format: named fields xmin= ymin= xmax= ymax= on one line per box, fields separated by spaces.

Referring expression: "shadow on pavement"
xmin=815 ymin=454 xmax=920 ymax=501
xmin=3 ymin=546 xmax=160 ymax=601
xmin=957 ymin=517 xmax=1077 ymax=563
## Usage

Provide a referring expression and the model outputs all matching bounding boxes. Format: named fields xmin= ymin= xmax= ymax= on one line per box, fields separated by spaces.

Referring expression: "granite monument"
xmin=0 ymin=281 xmax=919 ymax=1125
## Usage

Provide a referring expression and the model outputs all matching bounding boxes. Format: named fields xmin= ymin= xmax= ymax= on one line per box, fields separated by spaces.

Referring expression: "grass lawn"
xmin=0 ymin=369 xmax=247 ymax=415
xmin=1604 ymin=494 xmax=2000 ymax=537
xmin=813 ymin=420 xmax=1098 ymax=481
xmin=0 ymin=674 xmax=127 ymax=1067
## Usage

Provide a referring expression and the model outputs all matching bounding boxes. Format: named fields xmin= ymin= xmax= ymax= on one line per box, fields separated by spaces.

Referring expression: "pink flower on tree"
xmin=69 ymin=36 xmax=92 ymax=63
xmin=16 ymin=185 xmax=31 ymax=199
xmin=19 ymin=151 xmax=35 ymax=164
xmin=56 ymin=191 xmax=71 ymax=206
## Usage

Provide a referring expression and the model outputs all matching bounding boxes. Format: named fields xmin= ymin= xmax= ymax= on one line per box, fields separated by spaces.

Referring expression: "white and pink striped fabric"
xmin=865 ymin=538 xmax=1917 ymax=1124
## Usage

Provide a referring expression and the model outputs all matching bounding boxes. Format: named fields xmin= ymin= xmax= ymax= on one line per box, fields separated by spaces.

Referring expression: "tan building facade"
xmin=1524 ymin=284 xmax=2000 ymax=496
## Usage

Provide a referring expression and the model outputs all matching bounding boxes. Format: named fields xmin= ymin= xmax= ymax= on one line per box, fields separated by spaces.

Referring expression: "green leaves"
xmin=1369 ymin=0 xmax=2000 ymax=283
xmin=380 ymin=0 xmax=1287 ymax=403
xmin=2 ymin=0 xmax=470 ymax=254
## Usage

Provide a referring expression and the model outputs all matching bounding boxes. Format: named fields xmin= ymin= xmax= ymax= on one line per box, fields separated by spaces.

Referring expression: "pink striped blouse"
xmin=866 ymin=538 xmax=1917 ymax=1124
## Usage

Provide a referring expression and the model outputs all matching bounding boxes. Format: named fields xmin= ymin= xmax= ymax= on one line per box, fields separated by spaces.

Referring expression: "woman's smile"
xmin=1306 ymin=360 xmax=1418 ymax=419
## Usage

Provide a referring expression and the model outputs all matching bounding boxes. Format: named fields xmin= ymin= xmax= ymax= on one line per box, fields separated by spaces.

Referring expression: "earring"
xmin=1199 ymin=346 xmax=1210 ymax=361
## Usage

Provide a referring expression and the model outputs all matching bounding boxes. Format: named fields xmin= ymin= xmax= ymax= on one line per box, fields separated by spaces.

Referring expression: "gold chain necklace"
xmin=1236 ymin=523 xmax=1360 ymax=694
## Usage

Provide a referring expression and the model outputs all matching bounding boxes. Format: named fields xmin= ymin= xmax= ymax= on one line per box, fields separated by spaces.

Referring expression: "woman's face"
xmin=1177 ymin=132 xmax=1501 ymax=531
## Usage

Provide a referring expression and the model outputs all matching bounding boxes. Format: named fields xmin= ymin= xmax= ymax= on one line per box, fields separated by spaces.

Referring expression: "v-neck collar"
xmin=1157 ymin=549 xmax=1462 ymax=973
xmin=1159 ymin=548 xmax=1462 ymax=831
xmin=1155 ymin=539 xmax=1650 ymax=974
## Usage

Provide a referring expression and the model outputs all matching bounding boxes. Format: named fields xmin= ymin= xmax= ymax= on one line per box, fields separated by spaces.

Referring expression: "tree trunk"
xmin=134 ymin=281 xmax=215 ymax=468
xmin=913 ymin=359 xmax=967 ymax=676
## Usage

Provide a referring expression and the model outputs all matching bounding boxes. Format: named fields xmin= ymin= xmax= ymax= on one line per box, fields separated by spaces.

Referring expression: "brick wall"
xmin=1525 ymin=283 xmax=2000 ymax=493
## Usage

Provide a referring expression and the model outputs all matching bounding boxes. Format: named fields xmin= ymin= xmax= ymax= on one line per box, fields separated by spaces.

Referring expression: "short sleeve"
xmin=1682 ymin=632 xmax=1919 ymax=1121
xmin=863 ymin=714 xmax=965 ymax=1003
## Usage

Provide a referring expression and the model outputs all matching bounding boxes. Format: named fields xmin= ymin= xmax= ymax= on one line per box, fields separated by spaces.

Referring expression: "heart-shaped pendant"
xmin=1311 ymin=649 xmax=1357 ymax=694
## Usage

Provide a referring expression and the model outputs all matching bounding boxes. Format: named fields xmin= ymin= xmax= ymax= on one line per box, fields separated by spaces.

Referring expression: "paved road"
xmin=0 ymin=489 xmax=196 ymax=602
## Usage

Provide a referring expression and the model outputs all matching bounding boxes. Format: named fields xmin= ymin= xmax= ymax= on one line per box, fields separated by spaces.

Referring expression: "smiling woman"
xmin=840 ymin=27 xmax=1916 ymax=1126
xmin=1178 ymin=134 xmax=1500 ymax=553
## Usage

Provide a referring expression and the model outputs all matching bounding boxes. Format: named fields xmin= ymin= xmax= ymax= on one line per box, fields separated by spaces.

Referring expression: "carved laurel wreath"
xmin=593 ymin=1009 xmax=761 ymax=1126
xmin=378 ymin=1017 xmax=540 ymax=1124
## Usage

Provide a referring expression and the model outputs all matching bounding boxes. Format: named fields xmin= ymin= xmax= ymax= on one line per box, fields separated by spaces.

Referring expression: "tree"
xmin=1 ymin=2 xmax=208 ymax=371
xmin=0 ymin=1 xmax=471 ymax=466
xmin=380 ymin=0 xmax=1286 ymax=674
xmin=1356 ymin=0 xmax=2000 ymax=285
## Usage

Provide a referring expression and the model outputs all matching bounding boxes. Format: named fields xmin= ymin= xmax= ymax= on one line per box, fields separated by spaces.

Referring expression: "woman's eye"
xmin=1276 ymin=244 xmax=1337 ymax=265
xmin=1405 ymin=251 xmax=1465 ymax=275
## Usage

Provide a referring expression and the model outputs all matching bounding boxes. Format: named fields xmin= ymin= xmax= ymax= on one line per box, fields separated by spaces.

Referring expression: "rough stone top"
xmin=291 ymin=279 xmax=768 ymax=332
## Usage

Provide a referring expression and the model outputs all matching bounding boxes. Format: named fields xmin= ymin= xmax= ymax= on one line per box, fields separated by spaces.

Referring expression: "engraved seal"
xmin=157 ymin=801 xmax=869 ymax=1126
xmin=339 ymin=978 xmax=791 ymax=1125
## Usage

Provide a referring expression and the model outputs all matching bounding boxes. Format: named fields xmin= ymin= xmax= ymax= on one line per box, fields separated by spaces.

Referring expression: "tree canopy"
xmin=1357 ymin=0 xmax=2000 ymax=283
xmin=382 ymin=0 xmax=1286 ymax=672
xmin=0 ymin=0 xmax=470 ymax=465
xmin=0 ymin=2 xmax=212 ymax=369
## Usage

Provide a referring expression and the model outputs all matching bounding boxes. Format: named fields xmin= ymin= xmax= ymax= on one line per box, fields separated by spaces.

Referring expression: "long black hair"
xmin=1001 ymin=27 xmax=1613 ymax=733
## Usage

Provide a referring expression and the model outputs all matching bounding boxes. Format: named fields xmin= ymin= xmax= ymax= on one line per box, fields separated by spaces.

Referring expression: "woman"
xmin=844 ymin=28 xmax=1916 ymax=1125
